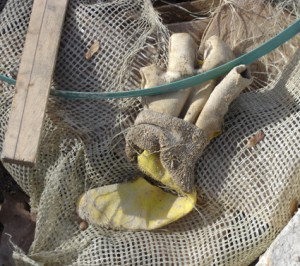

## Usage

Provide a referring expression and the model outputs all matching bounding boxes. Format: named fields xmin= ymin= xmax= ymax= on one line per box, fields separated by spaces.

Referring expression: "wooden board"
xmin=1 ymin=0 xmax=69 ymax=167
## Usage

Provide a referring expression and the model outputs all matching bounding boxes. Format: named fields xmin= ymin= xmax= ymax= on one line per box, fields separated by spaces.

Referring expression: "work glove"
xmin=125 ymin=34 xmax=252 ymax=194
xmin=77 ymin=34 xmax=252 ymax=231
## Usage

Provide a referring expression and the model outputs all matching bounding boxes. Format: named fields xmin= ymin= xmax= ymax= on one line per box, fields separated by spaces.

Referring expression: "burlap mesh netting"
xmin=0 ymin=0 xmax=300 ymax=265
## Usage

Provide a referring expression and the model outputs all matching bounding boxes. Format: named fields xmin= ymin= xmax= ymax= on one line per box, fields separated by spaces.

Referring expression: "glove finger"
xmin=196 ymin=65 xmax=253 ymax=139
xmin=141 ymin=33 xmax=196 ymax=117
xmin=183 ymin=36 xmax=235 ymax=123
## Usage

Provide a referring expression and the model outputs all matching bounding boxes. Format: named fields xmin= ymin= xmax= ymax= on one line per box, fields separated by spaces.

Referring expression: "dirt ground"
xmin=0 ymin=163 xmax=35 ymax=266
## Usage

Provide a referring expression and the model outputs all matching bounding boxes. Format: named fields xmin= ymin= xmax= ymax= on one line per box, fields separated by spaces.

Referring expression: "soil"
xmin=0 ymin=163 xmax=35 ymax=266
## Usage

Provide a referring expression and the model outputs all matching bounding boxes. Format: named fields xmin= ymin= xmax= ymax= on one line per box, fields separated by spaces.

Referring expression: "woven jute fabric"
xmin=0 ymin=0 xmax=300 ymax=265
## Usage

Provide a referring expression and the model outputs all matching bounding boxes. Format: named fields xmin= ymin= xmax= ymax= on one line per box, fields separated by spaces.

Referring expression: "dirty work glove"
xmin=125 ymin=33 xmax=252 ymax=194
xmin=125 ymin=110 xmax=209 ymax=193
xmin=76 ymin=34 xmax=252 ymax=231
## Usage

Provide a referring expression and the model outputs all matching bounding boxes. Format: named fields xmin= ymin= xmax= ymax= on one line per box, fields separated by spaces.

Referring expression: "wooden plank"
xmin=1 ymin=0 xmax=69 ymax=167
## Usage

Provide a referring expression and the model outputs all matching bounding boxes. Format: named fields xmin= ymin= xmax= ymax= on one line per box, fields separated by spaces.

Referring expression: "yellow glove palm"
xmin=77 ymin=150 xmax=196 ymax=230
